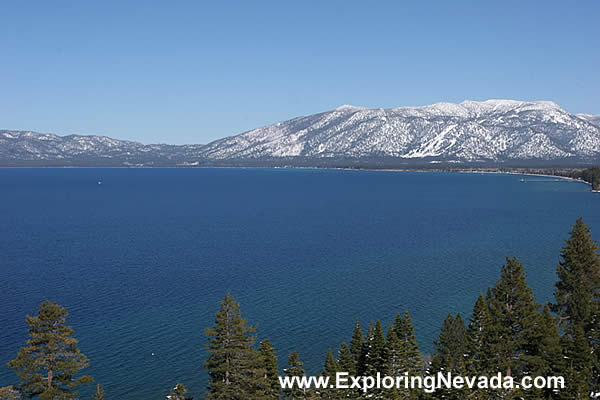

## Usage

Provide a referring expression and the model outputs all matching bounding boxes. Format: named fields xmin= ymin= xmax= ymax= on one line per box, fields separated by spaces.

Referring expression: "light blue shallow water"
xmin=0 ymin=168 xmax=598 ymax=399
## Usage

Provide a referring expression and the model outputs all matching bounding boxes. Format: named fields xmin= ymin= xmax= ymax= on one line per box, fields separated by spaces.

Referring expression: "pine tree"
xmin=521 ymin=304 xmax=565 ymax=400
xmin=561 ymin=323 xmax=592 ymax=400
xmin=322 ymin=348 xmax=339 ymax=377
xmin=487 ymin=257 xmax=539 ymax=379
xmin=258 ymin=340 xmax=280 ymax=399
xmin=553 ymin=218 xmax=600 ymax=329
xmin=552 ymin=217 xmax=600 ymax=393
xmin=432 ymin=314 xmax=469 ymax=374
xmin=166 ymin=383 xmax=189 ymax=400
xmin=451 ymin=313 xmax=469 ymax=373
xmin=391 ymin=311 xmax=422 ymax=400
xmin=93 ymin=384 xmax=105 ymax=400
xmin=466 ymin=295 xmax=494 ymax=400
xmin=430 ymin=314 xmax=470 ymax=400
xmin=363 ymin=320 xmax=388 ymax=375
xmin=338 ymin=342 xmax=357 ymax=399
xmin=430 ymin=314 xmax=455 ymax=375
xmin=362 ymin=322 xmax=375 ymax=375
xmin=320 ymin=348 xmax=340 ymax=400
xmin=386 ymin=326 xmax=403 ymax=375
xmin=338 ymin=342 xmax=356 ymax=376
xmin=393 ymin=310 xmax=422 ymax=376
xmin=358 ymin=321 xmax=388 ymax=399
xmin=467 ymin=293 xmax=492 ymax=376
xmin=7 ymin=300 xmax=93 ymax=400
xmin=382 ymin=326 xmax=404 ymax=400
xmin=283 ymin=352 xmax=311 ymax=400
xmin=204 ymin=292 xmax=268 ymax=400
xmin=350 ymin=319 xmax=365 ymax=375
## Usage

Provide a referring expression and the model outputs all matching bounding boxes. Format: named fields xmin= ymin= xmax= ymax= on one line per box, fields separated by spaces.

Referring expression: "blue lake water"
xmin=0 ymin=168 xmax=598 ymax=399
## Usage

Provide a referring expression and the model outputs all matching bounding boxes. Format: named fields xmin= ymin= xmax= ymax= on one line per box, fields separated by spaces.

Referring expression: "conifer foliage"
xmin=283 ymin=352 xmax=312 ymax=400
xmin=204 ymin=292 xmax=269 ymax=400
xmin=430 ymin=313 xmax=470 ymax=375
xmin=0 ymin=386 xmax=21 ymax=400
xmin=487 ymin=257 xmax=540 ymax=378
xmin=467 ymin=293 xmax=492 ymax=376
xmin=165 ymin=383 xmax=190 ymax=400
xmin=362 ymin=320 xmax=388 ymax=375
xmin=430 ymin=314 xmax=470 ymax=399
xmin=521 ymin=304 xmax=565 ymax=400
xmin=258 ymin=339 xmax=280 ymax=399
xmin=319 ymin=349 xmax=340 ymax=400
xmin=93 ymin=384 xmax=105 ymax=400
xmin=392 ymin=311 xmax=422 ymax=376
xmin=350 ymin=319 xmax=364 ymax=375
xmin=7 ymin=300 xmax=93 ymax=400
xmin=552 ymin=217 xmax=600 ymax=396
xmin=337 ymin=342 xmax=355 ymax=376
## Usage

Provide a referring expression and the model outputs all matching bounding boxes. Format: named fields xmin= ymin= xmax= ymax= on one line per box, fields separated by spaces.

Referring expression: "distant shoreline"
xmin=0 ymin=165 xmax=596 ymax=190
xmin=352 ymin=168 xmax=595 ymax=190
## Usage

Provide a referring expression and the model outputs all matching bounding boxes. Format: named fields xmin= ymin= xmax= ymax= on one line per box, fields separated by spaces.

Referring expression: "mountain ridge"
xmin=199 ymin=99 xmax=600 ymax=163
xmin=2 ymin=99 xmax=600 ymax=167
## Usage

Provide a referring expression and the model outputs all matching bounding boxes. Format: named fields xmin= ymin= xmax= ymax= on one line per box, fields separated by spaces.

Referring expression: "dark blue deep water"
xmin=0 ymin=168 xmax=598 ymax=399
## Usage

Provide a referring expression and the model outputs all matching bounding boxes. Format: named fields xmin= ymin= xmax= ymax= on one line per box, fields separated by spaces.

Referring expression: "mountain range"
xmin=2 ymin=99 xmax=600 ymax=167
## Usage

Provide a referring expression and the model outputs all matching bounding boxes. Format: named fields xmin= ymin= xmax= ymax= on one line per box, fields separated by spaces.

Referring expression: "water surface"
xmin=0 ymin=168 xmax=597 ymax=399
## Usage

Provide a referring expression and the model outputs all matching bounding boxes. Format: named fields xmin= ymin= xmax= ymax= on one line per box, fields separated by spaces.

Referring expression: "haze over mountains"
xmin=2 ymin=99 xmax=600 ymax=167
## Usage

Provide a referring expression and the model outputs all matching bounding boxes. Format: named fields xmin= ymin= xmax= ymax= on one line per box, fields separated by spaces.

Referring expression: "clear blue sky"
xmin=1 ymin=1 xmax=598 ymax=144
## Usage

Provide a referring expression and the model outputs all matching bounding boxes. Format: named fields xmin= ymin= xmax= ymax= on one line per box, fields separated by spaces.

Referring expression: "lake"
xmin=0 ymin=168 xmax=598 ymax=399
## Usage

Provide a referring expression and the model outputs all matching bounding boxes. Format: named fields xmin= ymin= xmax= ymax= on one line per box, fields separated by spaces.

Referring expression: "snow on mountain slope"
xmin=0 ymin=130 xmax=204 ymax=165
xmin=577 ymin=113 xmax=600 ymax=128
xmin=2 ymin=100 xmax=599 ymax=166
xmin=199 ymin=100 xmax=600 ymax=162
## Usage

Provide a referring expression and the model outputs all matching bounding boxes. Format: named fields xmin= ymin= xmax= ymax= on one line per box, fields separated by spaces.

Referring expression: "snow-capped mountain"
xmin=200 ymin=100 xmax=600 ymax=163
xmin=0 ymin=130 xmax=205 ymax=166
xmin=2 ymin=100 xmax=599 ymax=166
xmin=577 ymin=113 xmax=600 ymax=128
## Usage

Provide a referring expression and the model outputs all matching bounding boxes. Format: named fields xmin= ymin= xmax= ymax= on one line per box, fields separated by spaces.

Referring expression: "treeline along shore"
xmin=353 ymin=166 xmax=600 ymax=192
xmin=2 ymin=218 xmax=600 ymax=399
xmin=465 ymin=166 xmax=600 ymax=191
xmin=571 ymin=167 xmax=600 ymax=190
